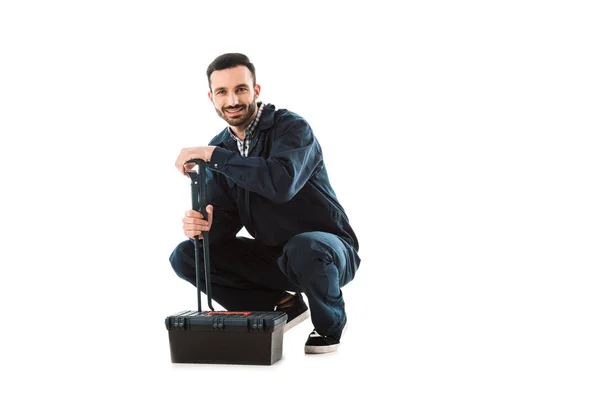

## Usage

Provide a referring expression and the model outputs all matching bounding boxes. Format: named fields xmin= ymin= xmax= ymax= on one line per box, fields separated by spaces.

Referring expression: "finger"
xmin=183 ymin=224 xmax=210 ymax=232
xmin=176 ymin=164 xmax=187 ymax=176
xmin=183 ymin=220 xmax=208 ymax=229
xmin=184 ymin=228 xmax=204 ymax=238
xmin=176 ymin=153 xmax=188 ymax=176
xmin=182 ymin=219 xmax=210 ymax=228
xmin=182 ymin=216 xmax=209 ymax=223
xmin=182 ymin=219 xmax=209 ymax=228
xmin=183 ymin=211 xmax=207 ymax=220
xmin=185 ymin=210 xmax=205 ymax=219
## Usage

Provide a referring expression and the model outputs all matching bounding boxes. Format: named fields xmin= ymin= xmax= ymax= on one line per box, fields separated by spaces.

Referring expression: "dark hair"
xmin=206 ymin=53 xmax=256 ymax=91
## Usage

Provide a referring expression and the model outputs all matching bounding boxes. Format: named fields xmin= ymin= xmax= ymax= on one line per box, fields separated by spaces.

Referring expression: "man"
xmin=170 ymin=53 xmax=360 ymax=354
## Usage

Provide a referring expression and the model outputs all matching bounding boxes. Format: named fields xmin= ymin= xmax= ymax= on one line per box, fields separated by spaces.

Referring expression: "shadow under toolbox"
xmin=165 ymin=159 xmax=288 ymax=365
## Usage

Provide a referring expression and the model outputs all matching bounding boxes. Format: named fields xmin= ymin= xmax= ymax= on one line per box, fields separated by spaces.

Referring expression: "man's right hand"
xmin=182 ymin=205 xmax=213 ymax=239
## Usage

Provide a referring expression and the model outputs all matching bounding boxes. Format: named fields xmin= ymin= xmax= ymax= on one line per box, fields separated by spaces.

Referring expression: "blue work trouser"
xmin=169 ymin=231 xmax=360 ymax=340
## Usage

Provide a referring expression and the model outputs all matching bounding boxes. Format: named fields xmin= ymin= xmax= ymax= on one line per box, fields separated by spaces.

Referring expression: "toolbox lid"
xmin=165 ymin=310 xmax=288 ymax=332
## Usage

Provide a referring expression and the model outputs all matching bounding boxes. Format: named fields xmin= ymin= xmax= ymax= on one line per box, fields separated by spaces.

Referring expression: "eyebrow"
xmin=213 ymin=84 xmax=250 ymax=92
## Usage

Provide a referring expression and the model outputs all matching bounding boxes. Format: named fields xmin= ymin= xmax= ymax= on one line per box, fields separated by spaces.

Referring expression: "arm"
xmin=208 ymin=117 xmax=322 ymax=203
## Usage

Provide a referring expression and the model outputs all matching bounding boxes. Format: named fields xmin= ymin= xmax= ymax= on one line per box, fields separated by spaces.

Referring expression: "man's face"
xmin=208 ymin=66 xmax=260 ymax=127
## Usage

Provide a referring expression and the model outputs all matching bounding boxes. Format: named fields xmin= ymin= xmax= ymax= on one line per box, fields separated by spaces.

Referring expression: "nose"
xmin=226 ymin=92 xmax=240 ymax=107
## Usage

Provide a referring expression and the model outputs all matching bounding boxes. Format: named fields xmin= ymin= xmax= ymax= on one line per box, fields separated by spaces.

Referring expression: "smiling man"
xmin=170 ymin=53 xmax=360 ymax=354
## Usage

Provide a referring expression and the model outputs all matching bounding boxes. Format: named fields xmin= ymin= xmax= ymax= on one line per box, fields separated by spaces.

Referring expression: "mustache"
xmin=223 ymin=105 xmax=246 ymax=111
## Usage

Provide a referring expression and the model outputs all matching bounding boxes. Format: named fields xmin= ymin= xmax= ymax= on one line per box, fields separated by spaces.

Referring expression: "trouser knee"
xmin=280 ymin=232 xmax=332 ymax=280
xmin=169 ymin=240 xmax=198 ymax=283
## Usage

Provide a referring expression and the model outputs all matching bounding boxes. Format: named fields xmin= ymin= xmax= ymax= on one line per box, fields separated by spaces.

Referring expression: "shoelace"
xmin=309 ymin=330 xmax=324 ymax=338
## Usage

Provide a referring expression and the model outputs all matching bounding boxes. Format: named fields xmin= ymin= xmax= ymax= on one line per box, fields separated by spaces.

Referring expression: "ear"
xmin=208 ymin=91 xmax=213 ymax=103
xmin=254 ymin=84 xmax=261 ymax=99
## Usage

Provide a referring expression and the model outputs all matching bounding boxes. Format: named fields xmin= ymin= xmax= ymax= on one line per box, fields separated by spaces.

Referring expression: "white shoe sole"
xmin=305 ymin=342 xmax=340 ymax=354
xmin=304 ymin=320 xmax=348 ymax=354
xmin=284 ymin=309 xmax=309 ymax=333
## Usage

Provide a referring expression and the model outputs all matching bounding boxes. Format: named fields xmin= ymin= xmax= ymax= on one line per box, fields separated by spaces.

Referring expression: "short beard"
xmin=217 ymin=97 xmax=257 ymax=127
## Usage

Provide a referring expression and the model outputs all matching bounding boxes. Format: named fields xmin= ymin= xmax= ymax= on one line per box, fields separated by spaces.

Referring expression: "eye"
xmin=237 ymin=87 xmax=248 ymax=93
xmin=216 ymin=90 xmax=225 ymax=95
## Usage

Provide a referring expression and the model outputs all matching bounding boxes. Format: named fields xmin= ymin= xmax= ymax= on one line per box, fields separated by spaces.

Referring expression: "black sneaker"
xmin=275 ymin=293 xmax=309 ymax=332
xmin=304 ymin=321 xmax=347 ymax=354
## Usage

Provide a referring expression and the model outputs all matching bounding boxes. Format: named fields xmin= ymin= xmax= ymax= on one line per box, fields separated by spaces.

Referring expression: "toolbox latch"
xmin=174 ymin=316 xmax=186 ymax=330
xmin=165 ymin=316 xmax=187 ymax=331
xmin=212 ymin=317 xmax=225 ymax=330
xmin=251 ymin=318 xmax=265 ymax=331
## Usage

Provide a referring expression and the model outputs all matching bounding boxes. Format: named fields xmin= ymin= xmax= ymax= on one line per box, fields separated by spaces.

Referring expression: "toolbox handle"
xmin=184 ymin=159 xmax=214 ymax=312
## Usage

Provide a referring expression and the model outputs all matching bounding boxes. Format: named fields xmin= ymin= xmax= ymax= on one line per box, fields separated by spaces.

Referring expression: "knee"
xmin=282 ymin=232 xmax=334 ymax=275
xmin=169 ymin=240 xmax=196 ymax=280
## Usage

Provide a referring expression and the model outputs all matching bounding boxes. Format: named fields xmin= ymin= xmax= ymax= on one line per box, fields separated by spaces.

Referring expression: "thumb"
xmin=206 ymin=204 xmax=214 ymax=224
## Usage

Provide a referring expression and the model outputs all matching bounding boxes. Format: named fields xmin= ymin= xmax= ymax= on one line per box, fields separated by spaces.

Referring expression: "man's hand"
xmin=175 ymin=146 xmax=217 ymax=176
xmin=182 ymin=206 xmax=214 ymax=239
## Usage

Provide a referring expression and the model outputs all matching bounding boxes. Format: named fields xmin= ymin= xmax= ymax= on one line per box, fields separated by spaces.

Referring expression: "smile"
xmin=225 ymin=107 xmax=244 ymax=115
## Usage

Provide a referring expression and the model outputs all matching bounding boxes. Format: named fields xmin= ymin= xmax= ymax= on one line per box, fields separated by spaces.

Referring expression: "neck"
xmin=230 ymin=125 xmax=247 ymax=139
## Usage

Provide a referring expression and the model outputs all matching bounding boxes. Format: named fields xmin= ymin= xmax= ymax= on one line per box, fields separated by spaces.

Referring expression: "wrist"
xmin=206 ymin=146 xmax=215 ymax=162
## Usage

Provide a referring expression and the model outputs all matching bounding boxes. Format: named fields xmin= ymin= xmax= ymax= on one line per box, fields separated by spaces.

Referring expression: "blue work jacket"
xmin=205 ymin=103 xmax=359 ymax=251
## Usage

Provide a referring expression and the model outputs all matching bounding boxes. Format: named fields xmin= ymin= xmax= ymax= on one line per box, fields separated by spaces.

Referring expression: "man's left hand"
xmin=175 ymin=146 xmax=216 ymax=176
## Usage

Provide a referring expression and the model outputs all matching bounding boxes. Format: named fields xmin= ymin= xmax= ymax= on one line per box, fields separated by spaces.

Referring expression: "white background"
xmin=1 ymin=1 xmax=599 ymax=399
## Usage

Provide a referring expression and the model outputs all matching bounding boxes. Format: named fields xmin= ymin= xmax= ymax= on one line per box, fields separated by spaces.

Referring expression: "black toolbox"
xmin=165 ymin=159 xmax=287 ymax=365
xmin=166 ymin=310 xmax=286 ymax=365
